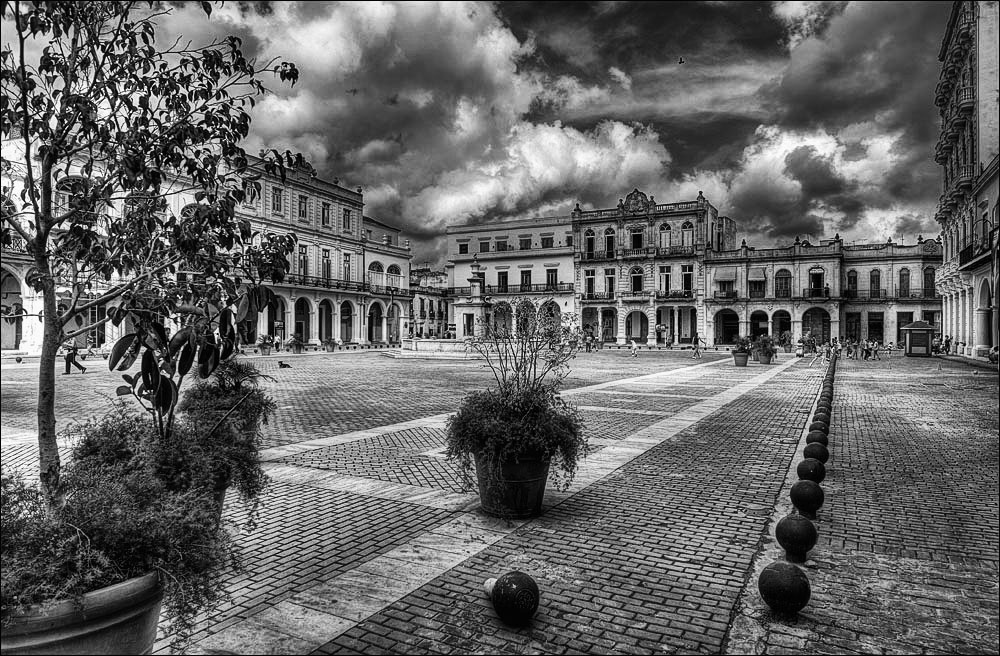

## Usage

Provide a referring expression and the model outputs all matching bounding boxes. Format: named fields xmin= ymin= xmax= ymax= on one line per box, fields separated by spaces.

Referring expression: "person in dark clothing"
xmin=62 ymin=343 xmax=86 ymax=375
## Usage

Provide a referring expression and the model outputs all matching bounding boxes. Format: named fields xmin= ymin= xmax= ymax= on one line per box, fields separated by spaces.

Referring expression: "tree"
xmin=1 ymin=1 xmax=300 ymax=503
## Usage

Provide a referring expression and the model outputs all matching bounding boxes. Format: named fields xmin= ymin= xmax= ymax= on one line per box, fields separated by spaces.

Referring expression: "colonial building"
xmin=933 ymin=0 xmax=999 ymax=359
xmin=0 ymin=140 xmax=413 ymax=353
xmin=445 ymin=188 xmax=943 ymax=347
xmin=409 ymin=265 xmax=449 ymax=338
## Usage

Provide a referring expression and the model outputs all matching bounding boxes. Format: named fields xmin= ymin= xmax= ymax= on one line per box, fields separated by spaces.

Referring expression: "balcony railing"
xmin=843 ymin=289 xmax=885 ymax=299
xmin=285 ymin=273 xmax=366 ymax=292
xmin=954 ymin=165 xmax=975 ymax=190
xmin=485 ymin=283 xmax=574 ymax=294
xmin=580 ymin=250 xmax=615 ymax=261
xmin=714 ymin=290 xmax=738 ymax=299
xmin=655 ymin=290 xmax=694 ymax=300
xmin=748 ymin=289 xmax=766 ymax=299
xmin=958 ymin=242 xmax=991 ymax=267
xmin=805 ymin=287 xmax=830 ymax=298
xmin=658 ymin=245 xmax=695 ymax=256
xmin=1 ymin=236 xmax=28 ymax=254
xmin=446 ymin=286 xmax=471 ymax=296
xmin=618 ymin=247 xmax=649 ymax=258
xmin=956 ymin=86 xmax=974 ymax=112
xmin=581 ymin=291 xmax=614 ymax=300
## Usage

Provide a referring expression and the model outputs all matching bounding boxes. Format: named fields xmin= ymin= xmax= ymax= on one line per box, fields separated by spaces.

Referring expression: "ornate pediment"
xmin=622 ymin=188 xmax=651 ymax=214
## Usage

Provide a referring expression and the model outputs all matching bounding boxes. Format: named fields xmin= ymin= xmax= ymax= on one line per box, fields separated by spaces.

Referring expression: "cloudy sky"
xmin=157 ymin=0 xmax=952 ymax=266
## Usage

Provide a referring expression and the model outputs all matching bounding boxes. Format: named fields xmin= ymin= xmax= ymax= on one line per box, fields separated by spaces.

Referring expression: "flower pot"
xmin=0 ymin=572 xmax=163 ymax=655
xmin=474 ymin=452 xmax=551 ymax=519
xmin=291 ymin=345 xmax=303 ymax=354
xmin=260 ymin=345 xmax=272 ymax=356
xmin=324 ymin=344 xmax=335 ymax=352
xmin=759 ymin=352 xmax=773 ymax=365
xmin=733 ymin=352 xmax=750 ymax=367
xmin=783 ymin=345 xmax=792 ymax=353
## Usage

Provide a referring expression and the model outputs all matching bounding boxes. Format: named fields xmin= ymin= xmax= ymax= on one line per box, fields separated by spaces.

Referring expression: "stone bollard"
xmin=803 ymin=442 xmax=830 ymax=463
xmin=790 ymin=480 xmax=825 ymax=519
xmin=775 ymin=514 xmax=818 ymax=562
xmin=796 ymin=457 xmax=826 ymax=483
xmin=758 ymin=561 xmax=811 ymax=614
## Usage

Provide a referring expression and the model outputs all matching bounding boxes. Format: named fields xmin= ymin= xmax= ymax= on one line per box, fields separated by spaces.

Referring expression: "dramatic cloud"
xmin=138 ymin=0 xmax=954 ymax=264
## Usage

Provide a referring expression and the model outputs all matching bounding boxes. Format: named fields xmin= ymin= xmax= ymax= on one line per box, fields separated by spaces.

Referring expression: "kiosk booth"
xmin=900 ymin=320 xmax=935 ymax=357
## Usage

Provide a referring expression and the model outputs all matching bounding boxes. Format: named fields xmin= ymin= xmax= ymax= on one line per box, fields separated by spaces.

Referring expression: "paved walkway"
xmin=1 ymin=350 xmax=996 ymax=654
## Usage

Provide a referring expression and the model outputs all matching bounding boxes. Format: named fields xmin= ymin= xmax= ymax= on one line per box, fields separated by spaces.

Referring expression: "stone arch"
xmin=367 ymin=299 xmax=385 ymax=343
xmin=539 ymin=299 xmax=561 ymax=323
xmin=714 ymin=308 xmax=740 ymax=344
xmin=386 ymin=264 xmax=400 ymax=275
xmin=772 ymin=310 xmax=792 ymax=338
xmin=584 ymin=229 xmax=596 ymax=255
xmin=750 ymin=310 xmax=769 ymax=338
xmin=625 ymin=310 xmax=649 ymax=343
xmin=318 ymin=299 xmax=335 ymax=342
xmin=293 ymin=297 xmax=313 ymax=342
xmin=1 ymin=266 xmax=25 ymax=349
xmin=976 ymin=278 xmax=993 ymax=349
xmin=266 ymin=294 xmax=289 ymax=341
xmin=801 ymin=307 xmax=831 ymax=344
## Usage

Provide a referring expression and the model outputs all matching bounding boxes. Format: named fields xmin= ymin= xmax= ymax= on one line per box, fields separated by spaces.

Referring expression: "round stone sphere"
xmin=805 ymin=431 xmax=829 ymax=446
xmin=790 ymin=480 xmax=825 ymax=516
xmin=803 ymin=442 xmax=830 ymax=463
xmin=796 ymin=457 xmax=826 ymax=483
xmin=808 ymin=421 xmax=828 ymax=434
xmin=815 ymin=404 xmax=832 ymax=416
xmin=15 ymin=356 xmax=23 ymax=363
xmin=813 ymin=411 xmax=831 ymax=424
xmin=775 ymin=514 xmax=818 ymax=562
xmin=758 ymin=561 xmax=811 ymax=614
xmin=490 ymin=571 xmax=540 ymax=626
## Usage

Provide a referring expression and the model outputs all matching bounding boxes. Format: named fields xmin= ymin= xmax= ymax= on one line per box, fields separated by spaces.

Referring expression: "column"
xmin=597 ymin=309 xmax=604 ymax=344
xmin=381 ymin=313 xmax=388 ymax=344
xmin=959 ymin=289 xmax=967 ymax=353
xmin=767 ymin=317 xmax=774 ymax=336
xmin=672 ymin=306 xmax=679 ymax=345
xmin=309 ymin=303 xmax=320 ymax=345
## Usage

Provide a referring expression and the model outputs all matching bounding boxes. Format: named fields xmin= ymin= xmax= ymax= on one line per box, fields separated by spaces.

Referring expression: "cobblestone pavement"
xmin=2 ymin=349 xmax=996 ymax=655
xmin=726 ymin=355 xmax=999 ymax=656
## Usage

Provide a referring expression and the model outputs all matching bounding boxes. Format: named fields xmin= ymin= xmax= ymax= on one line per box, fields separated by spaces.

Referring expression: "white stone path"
xmin=184 ymin=356 xmax=800 ymax=655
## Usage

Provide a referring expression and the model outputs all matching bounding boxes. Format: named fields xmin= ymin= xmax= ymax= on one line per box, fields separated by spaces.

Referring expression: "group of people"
xmin=842 ymin=337 xmax=893 ymax=361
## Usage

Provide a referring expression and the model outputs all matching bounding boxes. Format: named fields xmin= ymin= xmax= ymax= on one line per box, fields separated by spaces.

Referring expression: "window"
xmin=343 ymin=253 xmax=351 ymax=280
xmin=520 ymin=270 xmax=532 ymax=287
xmin=847 ymin=270 xmax=858 ymax=290
xmin=748 ymin=280 xmax=766 ymax=298
xmin=479 ymin=241 xmax=490 ymax=253
xmin=541 ymin=236 xmax=554 ymax=249
xmin=546 ymin=269 xmax=558 ymax=288
xmin=681 ymin=221 xmax=694 ymax=247
xmin=896 ymin=311 xmax=913 ymax=343
xmin=898 ymin=269 xmax=910 ymax=297
xmin=520 ymin=237 xmax=531 ymax=250
xmin=775 ymin=269 xmax=791 ymax=298
xmin=717 ymin=280 xmax=735 ymax=294
xmin=271 ymin=188 xmax=283 ymax=213
xmin=659 ymin=265 xmax=671 ymax=291
xmin=604 ymin=268 xmax=616 ymax=295
xmin=566 ymin=235 xmax=573 ymax=247
xmin=584 ymin=269 xmax=595 ymax=295
xmin=458 ymin=243 xmax=469 ymax=255
xmin=322 ymin=249 xmax=331 ymax=280
xmin=497 ymin=271 xmax=508 ymax=292
xmin=923 ymin=267 xmax=935 ymax=297
xmin=584 ymin=229 xmax=595 ymax=254
xmin=496 ymin=240 xmax=508 ymax=252
xmin=297 ymin=245 xmax=309 ymax=275
xmin=682 ymin=264 xmax=693 ymax=291
xmin=342 ymin=208 xmax=352 ymax=230
xmin=321 ymin=202 xmax=331 ymax=226
xmin=298 ymin=195 xmax=308 ymax=221
xmin=659 ymin=223 xmax=671 ymax=248
xmin=870 ymin=270 xmax=881 ymax=296
xmin=630 ymin=229 xmax=643 ymax=249
xmin=604 ymin=228 xmax=615 ymax=254
xmin=630 ymin=267 xmax=643 ymax=293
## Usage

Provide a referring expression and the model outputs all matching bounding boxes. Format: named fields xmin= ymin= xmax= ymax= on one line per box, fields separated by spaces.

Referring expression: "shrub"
xmin=754 ymin=334 xmax=779 ymax=356
xmin=732 ymin=336 xmax=753 ymax=354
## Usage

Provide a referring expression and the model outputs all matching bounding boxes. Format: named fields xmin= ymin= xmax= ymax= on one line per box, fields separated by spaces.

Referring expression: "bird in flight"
xmin=678 ymin=57 xmax=685 ymax=64
xmin=346 ymin=88 xmax=359 ymax=96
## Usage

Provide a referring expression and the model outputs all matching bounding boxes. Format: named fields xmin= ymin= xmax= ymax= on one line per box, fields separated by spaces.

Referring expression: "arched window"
xmin=604 ymin=227 xmax=615 ymax=254
xmin=367 ymin=262 xmax=383 ymax=273
xmin=584 ymin=229 xmax=595 ymax=255
xmin=387 ymin=264 xmax=400 ymax=275
xmin=898 ymin=268 xmax=910 ymax=297
xmin=847 ymin=270 xmax=858 ymax=291
xmin=630 ymin=266 xmax=644 ymax=293
xmin=775 ymin=269 xmax=792 ymax=298
xmin=659 ymin=223 xmax=671 ymax=248
xmin=923 ymin=267 xmax=935 ymax=297
xmin=681 ymin=221 xmax=694 ymax=247
xmin=869 ymin=270 xmax=881 ymax=296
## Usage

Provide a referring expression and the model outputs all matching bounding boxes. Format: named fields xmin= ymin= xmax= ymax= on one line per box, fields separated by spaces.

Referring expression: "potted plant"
xmin=445 ymin=298 xmax=587 ymax=518
xmin=322 ymin=337 xmax=338 ymax=352
xmin=285 ymin=335 xmax=304 ymax=354
xmin=754 ymin=334 xmax=779 ymax=365
xmin=257 ymin=334 xmax=274 ymax=356
xmin=0 ymin=2 xmax=300 ymax=652
xmin=732 ymin=336 xmax=753 ymax=367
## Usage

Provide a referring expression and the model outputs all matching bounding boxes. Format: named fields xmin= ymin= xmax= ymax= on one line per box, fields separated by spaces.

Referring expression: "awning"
xmin=714 ymin=267 xmax=737 ymax=281
xmin=748 ymin=267 xmax=767 ymax=281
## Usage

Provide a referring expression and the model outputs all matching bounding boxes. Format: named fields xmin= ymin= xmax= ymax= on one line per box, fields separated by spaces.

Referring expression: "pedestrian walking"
xmin=62 ymin=342 xmax=86 ymax=375
xmin=871 ymin=339 xmax=881 ymax=361
xmin=691 ymin=332 xmax=705 ymax=359
xmin=629 ymin=338 xmax=639 ymax=358
xmin=944 ymin=335 xmax=952 ymax=354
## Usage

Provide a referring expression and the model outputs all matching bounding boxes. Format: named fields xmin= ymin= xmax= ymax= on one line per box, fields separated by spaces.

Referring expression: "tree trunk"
xmin=36 ymin=270 xmax=63 ymax=504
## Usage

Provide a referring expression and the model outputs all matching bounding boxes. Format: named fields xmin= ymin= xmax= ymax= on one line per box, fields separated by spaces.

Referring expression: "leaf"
xmin=168 ymin=327 xmax=190 ymax=356
xmin=108 ymin=333 xmax=138 ymax=371
xmin=219 ymin=337 xmax=234 ymax=361
xmin=177 ymin=342 xmax=195 ymax=377
xmin=155 ymin=377 xmax=177 ymax=414
xmin=149 ymin=322 xmax=168 ymax=349
xmin=115 ymin=385 xmax=132 ymax=397
xmin=218 ymin=307 xmax=234 ymax=340
xmin=117 ymin=348 xmax=140 ymax=372
xmin=235 ymin=294 xmax=249 ymax=322
xmin=121 ymin=373 xmax=134 ymax=386
xmin=141 ymin=348 xmax=160 ymax=392
xmin=198 ymin=343 xmax=219 ymax=379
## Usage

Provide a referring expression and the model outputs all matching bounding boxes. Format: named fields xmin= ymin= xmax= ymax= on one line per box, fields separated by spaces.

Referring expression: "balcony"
xmin=843 ymin=289 xmax=886 ymax=299
xmin=618 ymin=247 xmax=649 ymax=259
xmin=581 ymin=291 xmax=614 ymax=301
xmin=446 ymin=286 xmax=472 ymax=296
xmin=954 ymin=165 xmax=975 ymax=190
xmin=284 ymin=273 xmax=366 ymax=293
xmin=805 ymin=287 xmax=830 ymax=299
xmin=934 ymin=78 xmax=954 ymax=107
xmin=621 ymin=290 xmax=649 ymax=301
xmin=714 ymin=290 xmax=738 ymax=300
xmin=655 ymin=290 xmax=694 ymax=300
xmin=580 ymin=250 xmax=615 ymax=261
xmin=958 ymin=242 xmax=991 ymax=269
xmin=485 ymin=283 xmax=574 ymax=294
xmin=956 ymin=86 xmax=974 ymax=113
xmin=748 ymin=289 xmax=766 ymax=299
xmin=1 ymin=236 xmax=29 ymax=254
xmin=658 ymin=245 xmax=695 ymax=256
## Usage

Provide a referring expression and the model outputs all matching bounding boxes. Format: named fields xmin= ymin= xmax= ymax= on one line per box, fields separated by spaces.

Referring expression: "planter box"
xmin=259 ymin=345 xmax=272 ymax=356
xmin=733 ymin=352 xmax=750 ymax=367
xmin=759 ymin=352 xmax=773 ymax=365
xmin=1 ymin=573 xmax=163 ymax=655
xmin=474 ymin=453 xmax=550 ymax=519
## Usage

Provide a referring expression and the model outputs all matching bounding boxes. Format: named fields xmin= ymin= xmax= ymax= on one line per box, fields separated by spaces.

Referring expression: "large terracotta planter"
xmin=474 ymin=452 xmax=551 ymax=519
xmin=759 ymin=352 xmax=773 ymax=364
xmin=1 ymin=572 xmax=163 ymax=655
xmin=259 ymin=345 xmax=272 ymax=356
xmin=733 ymin=352 xmax=750 ymax=367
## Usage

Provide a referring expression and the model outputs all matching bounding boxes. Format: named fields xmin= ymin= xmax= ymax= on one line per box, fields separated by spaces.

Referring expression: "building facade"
xmin=409 ymin=265 xmax=450 ymax=338
xmin=0 ymin=141 xmax=413 ymax=354
xmin=446 ymin=188 xmax=943 ymax=347
xmin=933 ymin=0 xmax=999 ymax=359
